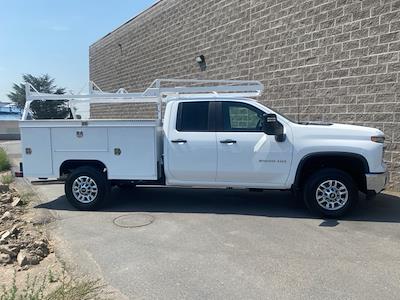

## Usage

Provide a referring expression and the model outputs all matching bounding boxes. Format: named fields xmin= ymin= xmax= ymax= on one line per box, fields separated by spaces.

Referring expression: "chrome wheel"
xmin=72 ymin=176 xmax=98 ymax=203
xmin=315 ymin=180 xmax=348 ymax=211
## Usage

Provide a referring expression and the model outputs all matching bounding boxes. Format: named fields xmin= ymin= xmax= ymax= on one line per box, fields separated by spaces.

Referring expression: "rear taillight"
xmin=14 ymin=162 xmax=23 ymax=177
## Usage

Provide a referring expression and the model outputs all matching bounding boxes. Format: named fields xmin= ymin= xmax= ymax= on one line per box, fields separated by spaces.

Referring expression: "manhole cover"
xmin=113 ymin=213 xmax=155 ymax=228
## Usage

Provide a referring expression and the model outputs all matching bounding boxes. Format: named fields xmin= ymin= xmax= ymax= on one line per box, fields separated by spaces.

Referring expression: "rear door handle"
xmin=171 ymin=139 xmax=187 ymax=144
xmin=220 ymin=139 xmax=237 ymax=144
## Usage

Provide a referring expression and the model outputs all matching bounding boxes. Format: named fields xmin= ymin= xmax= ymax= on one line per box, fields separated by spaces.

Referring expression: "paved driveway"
xmin=2 ymin=141 xmax=400 ymax=299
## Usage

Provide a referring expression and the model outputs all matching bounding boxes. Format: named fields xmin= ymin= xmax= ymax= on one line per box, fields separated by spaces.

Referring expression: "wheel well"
xmin=294 ymin=153 xmax=369 ymax=192
xmin=59 ymin=160 xmax=107 ymax=178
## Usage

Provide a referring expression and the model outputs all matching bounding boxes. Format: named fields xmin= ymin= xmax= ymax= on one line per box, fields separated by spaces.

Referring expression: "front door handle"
xmin=171 ymin=139 xmax=187 ymax=144
xmin=220 ymin=139 xmax=237 ymax=144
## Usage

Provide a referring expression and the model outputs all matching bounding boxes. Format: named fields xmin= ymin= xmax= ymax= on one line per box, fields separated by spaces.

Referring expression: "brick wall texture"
xmin=89 ymin=0 xmax=400 ymax=191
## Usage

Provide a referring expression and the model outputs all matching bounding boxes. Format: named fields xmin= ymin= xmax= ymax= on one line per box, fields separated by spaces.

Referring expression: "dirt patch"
xmin=0 ymin=172 xmax=51 ymax=270
xmin=0 ymin=170 xmax=61 ymax=292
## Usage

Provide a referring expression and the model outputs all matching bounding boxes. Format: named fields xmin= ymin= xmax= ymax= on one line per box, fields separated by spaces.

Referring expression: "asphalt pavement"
xmin=2 ymin=140 xmax=400 ymax=300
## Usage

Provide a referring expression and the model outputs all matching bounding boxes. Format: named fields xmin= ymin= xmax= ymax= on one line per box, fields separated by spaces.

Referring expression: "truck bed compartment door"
xmin=108 ymin=127 xmax=158 ymax=179
xmin=20 ymin=127 xmax=53 ymax=176
xmin=51 ymin=127 xmax=108 ymax=152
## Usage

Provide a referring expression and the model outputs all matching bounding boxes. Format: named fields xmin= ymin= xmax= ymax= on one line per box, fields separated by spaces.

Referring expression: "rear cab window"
xmin=176 ymin=101 xmax=213 ymax=132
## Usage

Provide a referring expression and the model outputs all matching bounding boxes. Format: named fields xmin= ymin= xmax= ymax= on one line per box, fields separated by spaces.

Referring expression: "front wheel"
xmin=65 ymin=167 xmax=110 ymax=210
xmin=303 ymin=168 xmax=358 ymax=218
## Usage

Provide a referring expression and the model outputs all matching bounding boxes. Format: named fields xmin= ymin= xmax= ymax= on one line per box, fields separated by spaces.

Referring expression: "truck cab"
xmin=19 ymin=79 xmax=387 ymax=217
xmin=163 ymin=98 xmax=293 ymax=188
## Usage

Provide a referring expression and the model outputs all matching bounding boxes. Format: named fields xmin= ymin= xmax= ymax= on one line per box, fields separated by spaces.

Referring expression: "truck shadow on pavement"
xmin=35 ymin=186 xmax=400 ymax=224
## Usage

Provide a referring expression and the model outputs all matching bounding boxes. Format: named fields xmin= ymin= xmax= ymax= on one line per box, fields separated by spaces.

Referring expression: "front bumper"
xmin=366 ymin=172 xmax=387 ymax=193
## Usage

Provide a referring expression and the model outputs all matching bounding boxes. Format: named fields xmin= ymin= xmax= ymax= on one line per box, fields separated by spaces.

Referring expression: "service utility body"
xmin=18 ymin=79 xmax=387 ymax=217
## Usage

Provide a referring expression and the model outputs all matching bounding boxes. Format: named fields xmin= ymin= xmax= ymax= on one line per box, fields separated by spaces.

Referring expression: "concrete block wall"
xmin=90 ymin=103 xmax=158 ymax=119
xmin=89 ymin=0 xmax=400 ymax=191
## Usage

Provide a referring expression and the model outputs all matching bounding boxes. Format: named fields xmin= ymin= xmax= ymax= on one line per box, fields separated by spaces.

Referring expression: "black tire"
xmin=65 ymin=166 xmax=110 ymax=210
xmin=303 ymin=168 xmax=358 ymax=218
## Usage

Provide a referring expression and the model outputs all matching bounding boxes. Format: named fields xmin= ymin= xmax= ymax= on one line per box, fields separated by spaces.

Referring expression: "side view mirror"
xmin=262 ymin=114 xmax=286 ymax=142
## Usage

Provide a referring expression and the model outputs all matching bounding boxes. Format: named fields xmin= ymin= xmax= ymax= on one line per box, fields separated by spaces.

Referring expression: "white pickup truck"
xmin=18 ymin=79 xmax=387 ymax=217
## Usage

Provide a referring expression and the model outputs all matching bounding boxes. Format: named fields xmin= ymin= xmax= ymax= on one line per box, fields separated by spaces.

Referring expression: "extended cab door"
xmin=164 ymin=100 xmax=217 ymax=184
xmin=215 ymin=101 xmax=293 ymax=187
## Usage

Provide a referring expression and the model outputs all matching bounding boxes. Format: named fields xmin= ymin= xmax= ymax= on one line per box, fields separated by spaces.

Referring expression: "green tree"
xmin=7 ymin=74 xmax=70 ymax=119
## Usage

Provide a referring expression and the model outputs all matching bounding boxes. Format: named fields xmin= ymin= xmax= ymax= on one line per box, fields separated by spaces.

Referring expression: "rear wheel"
xmin=65 ymin=167 xmax=109 ymax=210
xmin=303 ymin=168 xmax=358 ymax=217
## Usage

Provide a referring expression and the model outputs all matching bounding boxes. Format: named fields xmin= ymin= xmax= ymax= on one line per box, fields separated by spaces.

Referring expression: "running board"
xmin=30 ymin=180 xmax=64 ymax=185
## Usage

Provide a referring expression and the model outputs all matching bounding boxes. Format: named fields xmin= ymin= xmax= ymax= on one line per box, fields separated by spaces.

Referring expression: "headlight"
xmin=371 ymin=136 xmax=385 ymax=143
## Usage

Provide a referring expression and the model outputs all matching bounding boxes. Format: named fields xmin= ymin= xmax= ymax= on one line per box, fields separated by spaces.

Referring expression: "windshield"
xmin=253 ymin=103 xmax=299 ymax=124
xmin=261 ymin=105 xmax=332 ymax=125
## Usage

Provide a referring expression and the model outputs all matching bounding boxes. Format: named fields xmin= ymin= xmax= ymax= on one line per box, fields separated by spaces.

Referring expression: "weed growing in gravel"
xmin=47 ymin=270 xmax=57 ymax=284
xmin=20 ymin=191 xmax=35 ymax=205
xmin=1 ymin=272 xmax=47 ymax=300
xmin=1 ymin=174 xmax=13 ymax=185
xmin=0 ymin=148 xmax=10 ymax=172
xmin=0 ymin=267 xmax=111 ymax=300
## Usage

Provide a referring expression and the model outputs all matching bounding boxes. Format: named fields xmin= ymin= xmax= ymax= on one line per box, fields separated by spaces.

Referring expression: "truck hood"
xmin=289 ymin=121 xmax=386 ymax=174
xmin=293 ymin=122 xmax=384 ymax=140
xmin=330 ymin=123 xmax=383 ymax=137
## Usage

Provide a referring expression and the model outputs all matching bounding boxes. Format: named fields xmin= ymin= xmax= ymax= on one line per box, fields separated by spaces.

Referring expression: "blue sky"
xmin=0 ymin=0 xmax=156 ymax=101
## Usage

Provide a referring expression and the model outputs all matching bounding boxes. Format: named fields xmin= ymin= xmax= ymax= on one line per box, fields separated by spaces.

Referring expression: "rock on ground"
xmin=11 ymin=197 xmax=22 ymax=207
xmin=0 ymin=253 xmax=11 ymax=264
xmin=0 ymin=193 xmax=12 ymax=203
xmin=0 ymin=184 xmax=9 ymax=193
xmin=17 ymin=248 xmax=43 ymax=267
xmin=0 ymin=245 xmax=17 ymax=257
xmin=0 ymin=211 xmax=12 ymax=221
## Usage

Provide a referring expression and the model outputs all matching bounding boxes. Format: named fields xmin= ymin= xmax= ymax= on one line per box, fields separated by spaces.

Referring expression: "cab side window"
xmin=176 ymin=102 xmax=210 ymax=132
xmin=222 ymin=102 xmax=263 ymax=132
